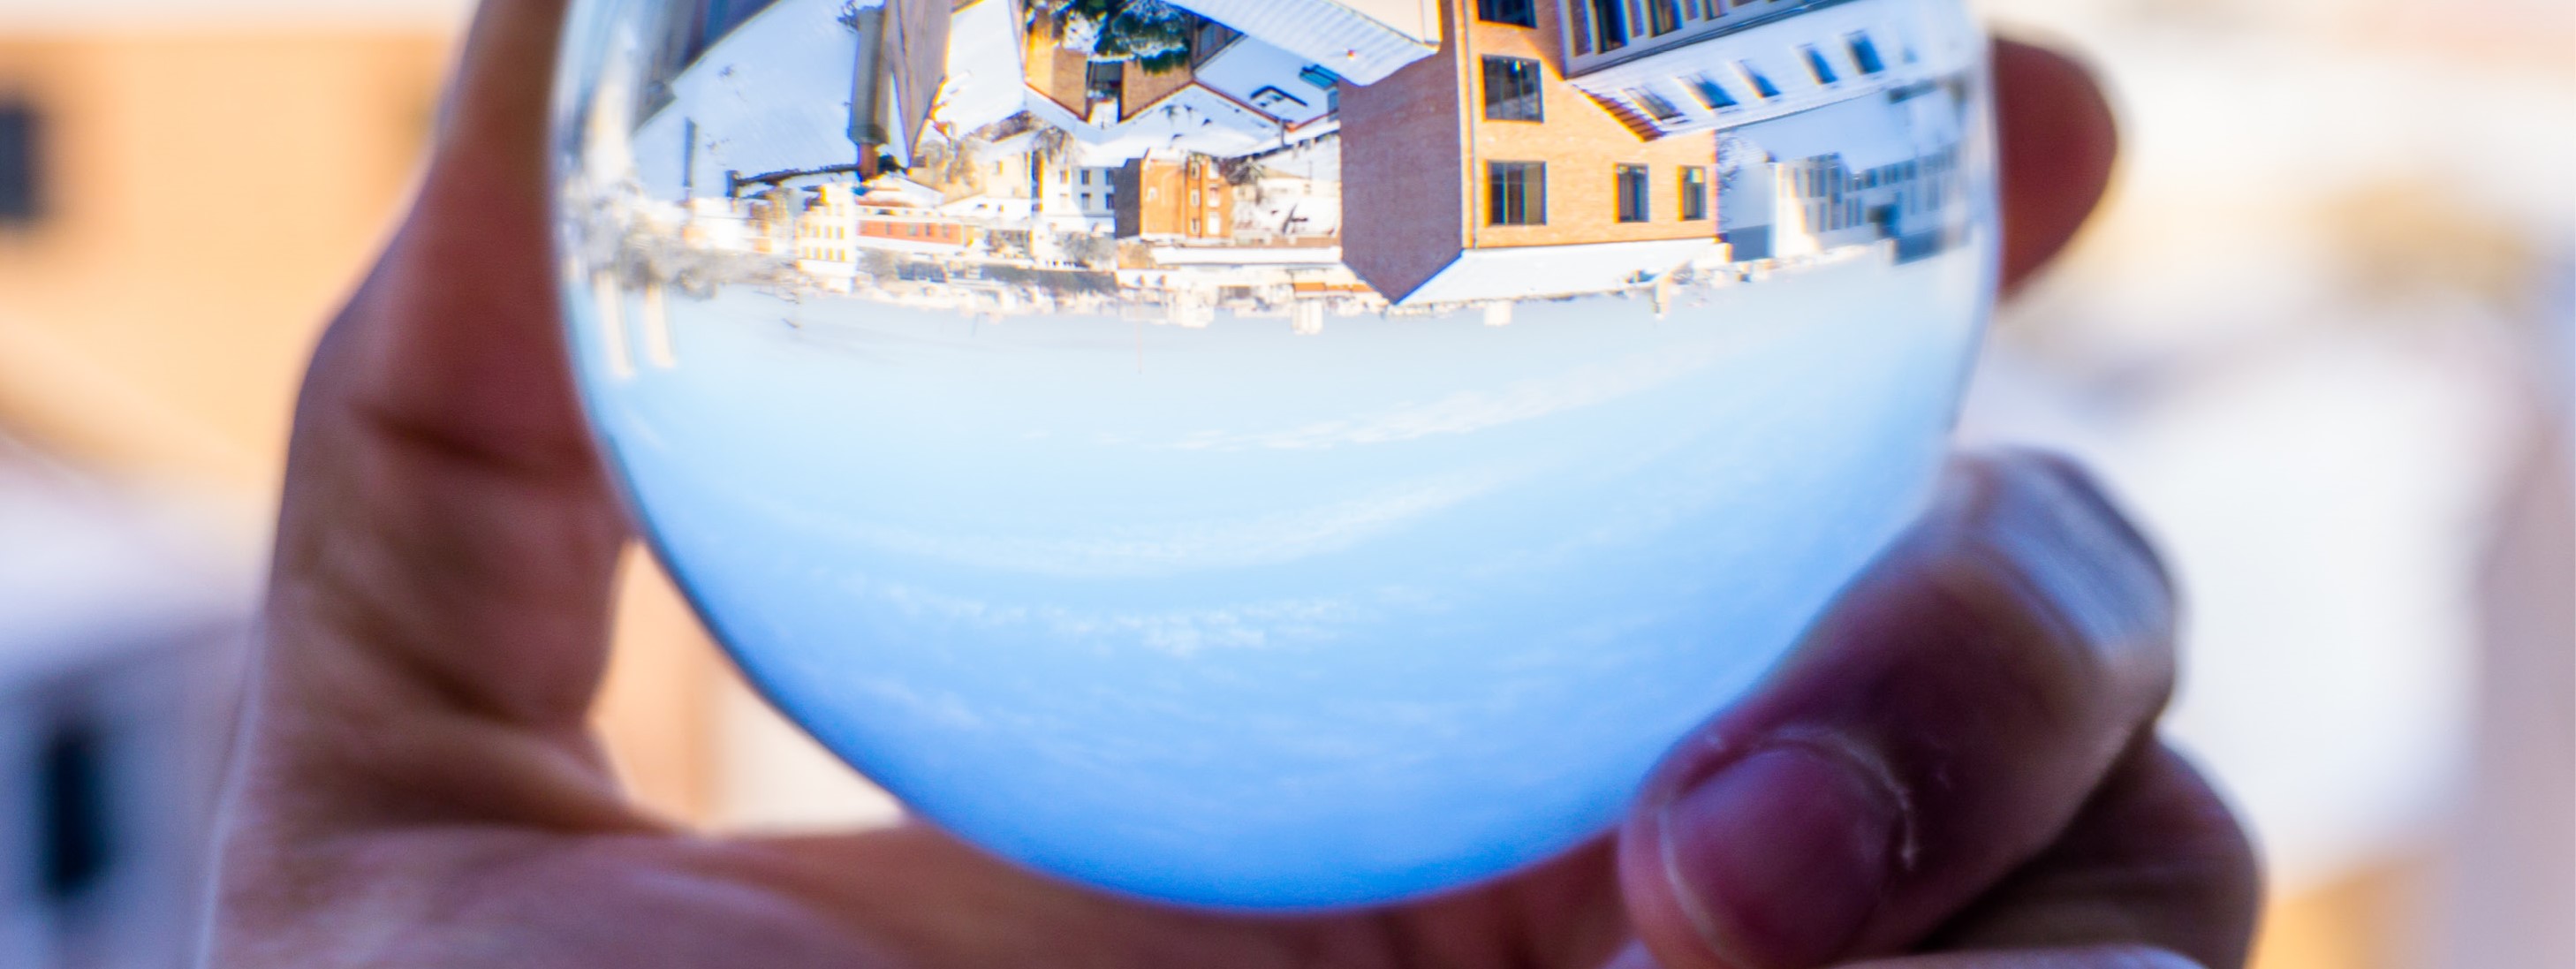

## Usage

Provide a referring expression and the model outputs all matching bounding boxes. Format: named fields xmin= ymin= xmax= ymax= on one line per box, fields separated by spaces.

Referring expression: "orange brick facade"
xmin=1343 ymin=0 xmax=1720 ymax=300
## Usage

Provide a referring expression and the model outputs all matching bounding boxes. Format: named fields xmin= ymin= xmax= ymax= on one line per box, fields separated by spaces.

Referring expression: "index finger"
xmin=250 ymin=0 xmax=634 ymax=831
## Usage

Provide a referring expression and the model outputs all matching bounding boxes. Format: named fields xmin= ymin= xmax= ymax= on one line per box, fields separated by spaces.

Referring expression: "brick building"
xmin=1339 ymin=0 xmax=1721 ymax=306
xmin=1112 ymin=153 xmax=1236 ymax=241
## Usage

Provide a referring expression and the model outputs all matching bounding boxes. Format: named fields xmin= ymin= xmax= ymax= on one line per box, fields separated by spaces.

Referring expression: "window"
xmin=1481 ymin=57 xmax=1545 ymax=121
xmin=1248 ymin=85 xmax=1311 ymax=112
xmin=1803 ymin=45 xmax=1840 ymax=85
xmin=1739 ymin=62 xmax=1780 ymax=99
xmin=1679 ymin=166 xmax=1709 ymax=221
xmin=1848 ymin=33 xmax=1887 ymax=74
xmin=1688 ymin=74 xmax=1738 ymax=110
xmin=36 ymin=722 xmax=110 ymax=904
xmin=1616 ymin=164 xmax=1651 ymax=223
xmin=1644 ymin=0 xmax=1683 ymax=36
xmin=1086 ymin=62 xmax=1125 ymax=101
xmin=1488 ymin=162 xmax=1546 ymax=226
xmin=1477 ymin=0 xmax=1536 ymax=26
xmin=5 ymin=102 xmax=49 ymax=224
xmin=1630 ymin=88 xmax=1685 ymax=122
xmin=1585 ymin=0 xmax=1628 ymax=53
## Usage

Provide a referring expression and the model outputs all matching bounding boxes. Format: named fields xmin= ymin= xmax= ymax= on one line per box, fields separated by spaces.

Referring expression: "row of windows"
xmin=1485 ymin=162 xmax=1712 ymax=227
xmin=1483 ymin=32 xmax=1891 ymax=131
xmin=1483 ymin=0 xmax=1799 ymax=56
xmin=1612 ymin=33 xmax=1895 ymax=126
xmin=1571 ymin=0 xmax=1767 ymax=56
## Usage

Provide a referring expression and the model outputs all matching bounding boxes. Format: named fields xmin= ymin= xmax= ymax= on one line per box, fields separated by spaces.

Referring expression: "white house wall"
xmin=1564 ymin=0 xmax=1980 ymax=142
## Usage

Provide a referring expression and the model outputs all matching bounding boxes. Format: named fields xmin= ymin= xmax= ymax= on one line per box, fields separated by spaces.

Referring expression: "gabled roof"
xmin=1163 ymin=0 xmax=1442 ymax=86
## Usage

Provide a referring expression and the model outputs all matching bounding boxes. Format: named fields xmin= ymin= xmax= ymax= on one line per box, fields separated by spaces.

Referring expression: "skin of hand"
xmin=200 ymin=1 xmax=2258 ymax=966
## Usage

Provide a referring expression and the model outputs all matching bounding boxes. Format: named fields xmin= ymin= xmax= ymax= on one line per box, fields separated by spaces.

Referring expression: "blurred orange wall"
xmin=0 ymin=29 xmax=729 ymax=825
xmin=0 ymin=34 xmax=448 ymax=492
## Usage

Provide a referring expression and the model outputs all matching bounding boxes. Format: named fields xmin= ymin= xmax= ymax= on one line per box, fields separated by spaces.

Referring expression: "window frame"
xmin=1487 ymin=161 xmax=1548 ymax=227
xmin=1477 ymin=0 xmax=1538 ymax=27
xmin=1847 ymin=33 xmax=1888 ymax=74
xmin=1688 ymin=74 xmax=1739 ymax=110
xmin=1615 ymin=163 xmax=1652 ymax=223
xmin=1587 ymin=0 xmax=1629 ymax=53
xmin=1481 ymin=56 xmax=1547 ymax=122
xmin=1679 ymin=166 xmax=1710 ymax=221
xmin=1803 ymin=45 xmax=1841 ymax=86
xmin=1644 ymin=0 xmax=1684 ymax=37
xmin=1739 ymin=61 xmax=1782 ymax=99
xmin=1628 ymin=87 xmax=1686 ymax=123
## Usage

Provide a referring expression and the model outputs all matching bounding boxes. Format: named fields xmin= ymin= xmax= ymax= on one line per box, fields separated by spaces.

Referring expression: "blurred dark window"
xmin=40 ymin=719 xmax=113 ymax=903
xmin=1481 ymin=57 xmax=1544 ymax=122
xmin=1689 ymin=74 xmax=1739 ymax=110
xmin=1478 ymin=0 xmax=1536 ymax=27
xmin=1848 ymin=34 xmax=1888 ymax=74
xmin=0 ymin=100 xmax=42 ymax=226
xmin=1739 ymin=62 xmax=1781 ymax=99
xmin=1803 ymin=45 xmax=1840 ymax=85
xmin=1680 ymin=166 xmax=1710 ymax=221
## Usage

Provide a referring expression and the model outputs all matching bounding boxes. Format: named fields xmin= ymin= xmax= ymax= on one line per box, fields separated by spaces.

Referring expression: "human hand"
xmin=202 ymin=1 xmax=2254 ymax=965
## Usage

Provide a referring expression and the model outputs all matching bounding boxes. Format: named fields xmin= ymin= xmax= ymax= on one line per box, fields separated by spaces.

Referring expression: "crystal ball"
xmin=551 ymin=0 xmax=1996 ymax=909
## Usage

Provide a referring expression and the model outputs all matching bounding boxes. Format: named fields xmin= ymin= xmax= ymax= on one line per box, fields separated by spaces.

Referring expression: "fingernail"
xmin=1656 ymin=743 xmax=1900 ymax=969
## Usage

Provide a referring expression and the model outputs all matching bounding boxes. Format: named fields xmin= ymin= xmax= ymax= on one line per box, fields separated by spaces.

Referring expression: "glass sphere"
xmin=551 ymin=0 xmax=1996 ymax=909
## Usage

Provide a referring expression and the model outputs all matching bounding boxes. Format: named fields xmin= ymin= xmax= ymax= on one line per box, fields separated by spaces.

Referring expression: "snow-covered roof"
xmin=941 ymin=195 xmax=1039 ymax=220
xmin=1398 ymin=238 xmax=1723 ymax=307
xmin=1191 ymin=31 xmax=1338 ymax=127
xmin=1027 ymin=83 xmax=1295 ymax=164
xmin=931 ymin=0 xmax=1029 ymax=135
xmin=633 ymin=0 xmax=861 ymax=200
xmin=1163 ymin=0 xmax=1442 ymax=87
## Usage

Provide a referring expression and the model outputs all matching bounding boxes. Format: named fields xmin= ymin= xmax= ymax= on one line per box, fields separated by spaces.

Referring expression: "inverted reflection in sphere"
xmin=552 ymin=0 xmax=1996 ymax=909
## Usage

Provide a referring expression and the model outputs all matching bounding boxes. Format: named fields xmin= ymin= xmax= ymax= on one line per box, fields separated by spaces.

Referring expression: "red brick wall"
xmin=1339 ymin=7 xmax=1472 ymax=302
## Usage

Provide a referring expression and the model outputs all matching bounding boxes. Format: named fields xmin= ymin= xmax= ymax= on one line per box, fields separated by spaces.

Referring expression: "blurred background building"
xmin=0 ymin=0 xmax=2565 ymax=966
